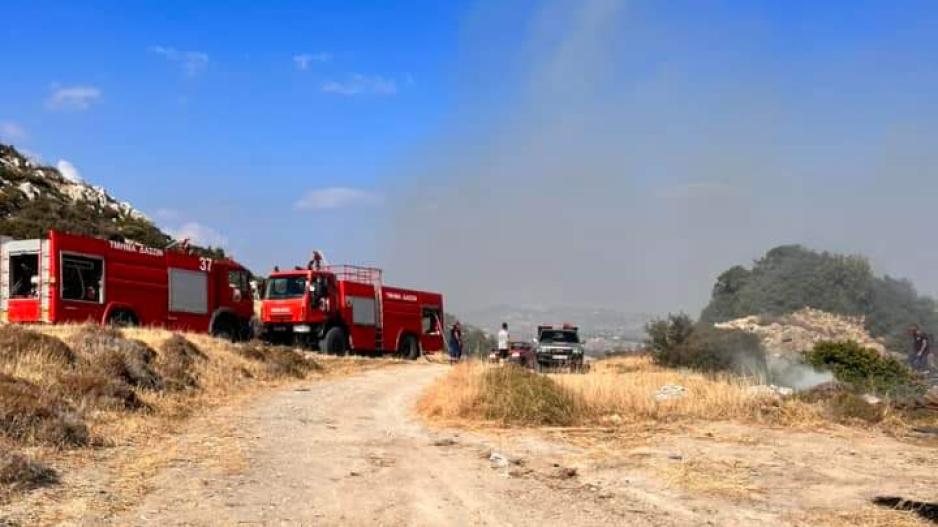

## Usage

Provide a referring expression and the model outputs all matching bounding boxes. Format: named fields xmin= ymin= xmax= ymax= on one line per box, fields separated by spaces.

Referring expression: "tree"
xmin=699 ymin=245 xmax=938 ymax=351
xmin=644 ymin=313 xmax=765 ymax=373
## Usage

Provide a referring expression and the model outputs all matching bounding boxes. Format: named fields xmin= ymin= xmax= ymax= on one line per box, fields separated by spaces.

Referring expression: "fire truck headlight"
xmin=294 ymin=325 xmax=311 ymax=333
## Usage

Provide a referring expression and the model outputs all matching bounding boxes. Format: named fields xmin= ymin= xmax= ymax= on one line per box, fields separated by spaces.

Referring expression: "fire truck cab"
xmin=0 ymin=230 xmax=256 ymax=339
xmin=260 ymin=265 xmax=444 ymax=358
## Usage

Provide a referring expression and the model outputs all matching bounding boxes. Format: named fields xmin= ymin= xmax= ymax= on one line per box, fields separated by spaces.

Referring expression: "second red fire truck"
xmin=259 ymin=264 xmax=445 ymax=358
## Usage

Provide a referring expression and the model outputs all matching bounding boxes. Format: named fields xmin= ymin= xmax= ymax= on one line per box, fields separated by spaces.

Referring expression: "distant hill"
xmin=460 ymin=304 xmax=651 ymax=343
xmin=0 ymin=144 xmax=221 ymax=256
xmin=700 ymin=244 xmax=938 ymax=351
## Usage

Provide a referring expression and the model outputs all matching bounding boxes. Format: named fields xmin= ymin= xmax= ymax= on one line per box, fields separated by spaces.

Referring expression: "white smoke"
xmin=765 ymin=355 xmax=834 ymax=391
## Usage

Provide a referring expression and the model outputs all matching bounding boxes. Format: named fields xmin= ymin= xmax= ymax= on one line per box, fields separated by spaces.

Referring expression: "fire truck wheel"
xmin=107 ymin=309 xmax=138 ymax=327
xmin=398 ymin=335 xmax=420 ymax=360
xmin=211 ymin=317 xmax=239 ymax=342
xmin=321 ymin=326 xmax=348 ymax=356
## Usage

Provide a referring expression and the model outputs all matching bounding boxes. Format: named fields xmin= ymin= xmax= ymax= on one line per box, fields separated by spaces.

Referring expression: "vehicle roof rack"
xmin=324 ymin=264 xmax=383 ymax=286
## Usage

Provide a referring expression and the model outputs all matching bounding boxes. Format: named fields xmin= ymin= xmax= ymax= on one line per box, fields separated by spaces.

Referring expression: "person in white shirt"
xmin=497 ymin=322 xmax=510 ymax=359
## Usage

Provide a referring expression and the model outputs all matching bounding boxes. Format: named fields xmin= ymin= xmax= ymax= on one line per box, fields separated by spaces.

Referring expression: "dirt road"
xmin=110 ymin=364 xmax=672 ymax=527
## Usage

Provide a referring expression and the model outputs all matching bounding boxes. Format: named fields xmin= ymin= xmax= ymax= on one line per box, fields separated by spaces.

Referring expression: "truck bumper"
xmin=261 ymin=323 xmax=322 ymax=346
xmin=536 ymin=354 xmax=583 ymax=368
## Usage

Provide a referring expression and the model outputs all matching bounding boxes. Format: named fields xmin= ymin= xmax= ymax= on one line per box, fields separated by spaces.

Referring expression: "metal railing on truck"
xmin=324 ymin=265 xmax=383 ymax=286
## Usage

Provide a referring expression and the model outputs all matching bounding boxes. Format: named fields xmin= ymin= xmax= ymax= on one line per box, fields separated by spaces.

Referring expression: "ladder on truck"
xmin=324 ymin=265 xmax=384 ymax=351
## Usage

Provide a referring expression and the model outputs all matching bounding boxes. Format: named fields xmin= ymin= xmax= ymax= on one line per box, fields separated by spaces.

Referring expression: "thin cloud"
xmin=167 ymin=221 xmax=228 ymax=248
xmin=0 ymin=122 xmax=27 ymax=142
xmin=149 ymin=45 xmax=209 ymax=76
xmin=46 ymin=85 xmax=101 ymax=111
xmin=293 ymin=52 xmax=332 ymax=70
xmin=55 ymin=160 xmax=83 ymax=183
xmin=294 ymin=187 xmax=383 ymax=211
xmin=320 ymin=74 xmax=398 ymax=96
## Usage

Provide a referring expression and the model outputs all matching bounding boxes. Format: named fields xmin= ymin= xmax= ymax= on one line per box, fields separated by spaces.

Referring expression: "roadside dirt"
xmin=105 ymin=364 xmax=674 ymax=526
xmin=5 ymin=364 xmax=936 ymax=526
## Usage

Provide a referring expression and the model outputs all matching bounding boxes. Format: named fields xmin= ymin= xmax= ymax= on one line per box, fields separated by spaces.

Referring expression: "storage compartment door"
xmin=169 ymin=268 xmax=208 ymax=314
xmin=349 ymin=296 xmax=376 ymax=326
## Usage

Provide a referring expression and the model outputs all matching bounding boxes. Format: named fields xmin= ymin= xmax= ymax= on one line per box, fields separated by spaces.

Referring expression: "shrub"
xmin=0 ymin=374 xmax=89 ymax=447
xmin=0 ymin=451 xmax=58 ymax=494
xmin=70 ymin=327 xmax=164 ymax=390
xmin=154 ymin=335 xmax=206 ymax=391
xmin=235 ymin=343 xmax=319 ymax=379
xmin=804 ymin=340 xmax=923 ymax=397
xmin=645 ymin=313 xmax=694 ymax=353
xmin=823 ymin=392 xmax=885 ymax=424
xmin=0 ymin=326 xmax=75 ymax=368
xmin=476 ymin=366 xmax=577 ymax=426
xmin=56 ymin=370 xmax=145 ymax=412
xmin=647 ymin=315 xmax=765 ymax=374
xmin=232 ymin=342 xmax=266 ymax=362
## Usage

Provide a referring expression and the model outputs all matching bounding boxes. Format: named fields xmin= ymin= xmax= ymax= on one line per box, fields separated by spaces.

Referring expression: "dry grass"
xmin=0 ymin=322 xmax=362 ymax=502
xmin=419 ymin=356 xmax=937 ymax=432
xmin=789 ymin=507 xmax=930 ymax=527
xmin=660 ymin=457 xmax=762 ymax=499
xmin=0 ymin=450 xmax=58 ymax=498
xmin=560 ymin=356 xmax=813 ymax=425
xmin=0 ymin=373 xmax=89 ymax=447
xmin=418 ymin=363 xmax=578 ymax=426
xmin=418 ymin=357 xmax=827 ymax=428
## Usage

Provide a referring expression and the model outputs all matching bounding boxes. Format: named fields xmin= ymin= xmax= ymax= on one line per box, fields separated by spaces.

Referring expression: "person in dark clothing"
xmin=448 ymin=322 xmax=464 ymax=365
xmin=909 ymin=325 xmax=931 ymax=372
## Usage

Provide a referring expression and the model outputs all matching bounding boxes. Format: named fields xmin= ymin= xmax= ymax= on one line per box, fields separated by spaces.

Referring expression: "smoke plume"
xmin=383 ymin=0 xmax=938 ymax=316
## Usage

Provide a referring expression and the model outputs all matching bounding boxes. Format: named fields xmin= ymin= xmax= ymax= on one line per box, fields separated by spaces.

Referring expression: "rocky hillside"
xmin=0 ymin=144 xmax=170 ymax=247
xmin=715 ymin=308 xmax=888 ymax=358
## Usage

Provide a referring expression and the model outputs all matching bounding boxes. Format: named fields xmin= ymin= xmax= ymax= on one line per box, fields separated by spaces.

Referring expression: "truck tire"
xmin=107 ymin=309 xmax=138 ymax=328
xmin=321 ymin=326 xmax=348 ymax=356
xmin=212 ymin=317 xmax=238 ymax=342
xmin=398 ymin=335 xmax=420 ymax=361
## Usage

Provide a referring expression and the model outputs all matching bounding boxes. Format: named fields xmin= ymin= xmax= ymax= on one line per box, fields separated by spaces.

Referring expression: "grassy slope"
xmin=0 ymin=323 xmax=374 ymax=505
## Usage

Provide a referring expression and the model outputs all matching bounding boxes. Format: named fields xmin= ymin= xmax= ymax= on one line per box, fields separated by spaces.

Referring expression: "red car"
xmin=489 ymin=341 xmax=536 ymax=368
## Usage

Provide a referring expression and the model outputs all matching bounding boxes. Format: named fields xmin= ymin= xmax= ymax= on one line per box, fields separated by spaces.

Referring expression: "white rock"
xmin=747 ymin=384 xmax=795 ymax=398
xmin=654 ymin=384 xmax=687 ymax=401
xmin=489 ymin=452 xmax=509 ymax=468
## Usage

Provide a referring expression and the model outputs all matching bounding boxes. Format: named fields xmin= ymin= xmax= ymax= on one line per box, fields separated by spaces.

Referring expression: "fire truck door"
xmin=1 ymin=238 xmax=46 ymax=322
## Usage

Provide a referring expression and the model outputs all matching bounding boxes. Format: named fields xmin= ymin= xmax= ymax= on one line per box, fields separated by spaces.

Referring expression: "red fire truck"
xmin=260 ymin=264 xmax=444 ymax=358
xmin=0 ymin=230 xmax=256 ymax=339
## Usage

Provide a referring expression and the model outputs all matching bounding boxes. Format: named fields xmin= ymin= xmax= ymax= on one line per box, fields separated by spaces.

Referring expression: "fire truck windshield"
xmin=264 ymin=276 xmax=307 ymax=299
xmin=538 ymin=329 xmax=579 ymax=344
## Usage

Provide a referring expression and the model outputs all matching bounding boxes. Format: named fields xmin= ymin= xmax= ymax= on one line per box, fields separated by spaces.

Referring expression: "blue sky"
xmin=3 ymin=1 xmax=938 ymax=314
xmin=0 ymin=0 xmax=464 ymax=264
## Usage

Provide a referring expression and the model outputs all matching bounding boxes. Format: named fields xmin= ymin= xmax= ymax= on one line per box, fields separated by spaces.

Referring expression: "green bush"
xmin=804 ymin=340 xmax=923 ymax=397
xmin=645 ymin=313 xmax=694 ymax=354
xmin=646 ymin=314 xmax=765 ymax=374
